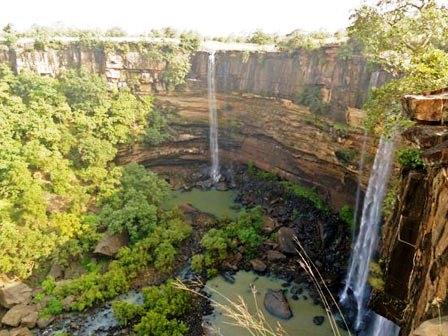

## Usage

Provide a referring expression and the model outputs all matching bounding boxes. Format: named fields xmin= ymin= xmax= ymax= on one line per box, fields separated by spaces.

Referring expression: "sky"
xmin=0 ymin=0 xmax=374 ymax=36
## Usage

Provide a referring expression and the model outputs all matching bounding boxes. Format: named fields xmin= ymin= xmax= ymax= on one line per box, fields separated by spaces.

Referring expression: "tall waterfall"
xmin=208 ymin=51 xmax=220 ymax=182
xmin=340 ymin=138 xmax=397 ymax=332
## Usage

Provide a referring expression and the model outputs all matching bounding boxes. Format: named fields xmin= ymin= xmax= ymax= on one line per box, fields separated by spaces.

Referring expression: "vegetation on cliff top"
xmin=349 ymin=0 xmax=448 ymax=135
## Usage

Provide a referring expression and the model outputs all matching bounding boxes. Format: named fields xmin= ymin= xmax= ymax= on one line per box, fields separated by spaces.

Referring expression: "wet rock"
xmin=313 ymin=315 xmax=325 ymax=326
xmin=281 ymin=282 xmax=290 ymax=288
xmin=215 ymin=182 xmax=228 ymax=191
xmin=263 ymin=289 xmax=292 ymax=320
xmin=221 ymin=272 xmax=235 ymax=284
xmin=290 ymin=285 xmax=303 ymax=295
xmin=250 ymin=259 xmax=267 ymax=273
xmin=291 ymin=294 xmax=299 ymax=300
xmin=37 ymin=315 xmax=55 ymax=328
xmin=277 ymin=227 xmax=298 ymax=255
xmin=9 ymin=327 xmax=32 ymax=336
xmin=94 ymin=232 xmax=128 ymax=257
xmin=1 ymin=304 xmax=37 ymax=327
xmin=267 ymin=250 xmax=287 ymax=262
xmin=0 ymin=278 xmax=32 ymax=308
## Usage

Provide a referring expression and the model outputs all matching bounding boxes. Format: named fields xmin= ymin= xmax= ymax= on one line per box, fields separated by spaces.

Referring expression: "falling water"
xmin=208 ymin=51 xmax=220 ymax=182
xmin=370 ymin=314 xmax=399 ymax=336
xmin=368 ymin=71 xmax=381 ymax=90
xmin=340 ymin=138 xmax=396 ymax=331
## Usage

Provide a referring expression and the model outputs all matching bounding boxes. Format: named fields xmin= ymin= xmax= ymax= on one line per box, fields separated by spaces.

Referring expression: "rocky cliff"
xmin=0 ymin=42 xmax=388 ymax=121
xmin=371 ymin=90 xmax=448 ymax=335
xmin=118 ymin=92 xmax=372 ymax=210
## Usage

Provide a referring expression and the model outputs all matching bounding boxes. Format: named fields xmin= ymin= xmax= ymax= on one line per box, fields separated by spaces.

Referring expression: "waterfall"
xmin=368 ymin=71 xmax=381 ymax=90
xmin=208 ymin=51 xmax=220 ymax=182
xmin=370 ymin=314 xmax=399 ymax=336
xmin=340 ymin=138 xmax=397 ymax=331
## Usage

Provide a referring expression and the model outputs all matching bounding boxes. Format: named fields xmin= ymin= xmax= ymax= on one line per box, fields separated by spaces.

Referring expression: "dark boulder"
xmin=313 ymin=315 xmax=325 ymax=326
xmin=263 ymin=289 xmax=292 ymax=320
xmin=277 ymin=227 xmax=298 ymax=255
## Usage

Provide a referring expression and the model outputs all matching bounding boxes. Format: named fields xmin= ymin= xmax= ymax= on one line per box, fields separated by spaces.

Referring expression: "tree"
xmin=349 ymin=0 xmax=448 ymax=134
xmin=246 ymin=30 xmax=276 ymax=45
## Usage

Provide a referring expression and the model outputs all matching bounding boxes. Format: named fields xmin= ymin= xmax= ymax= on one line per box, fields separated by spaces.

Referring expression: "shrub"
xmin=368 ymin=261 xmax=385 ymax=290
xmin=397 ymin=148 xmax=424 ymax=170
xmin=282 ymin=181 xmax=330 ymax=213
xmin=191 ymin=254 xmax=204 ymax=273
xmin=339 ymin=205 xmax=355 ymax=231
xmin=112 ymin=301 xmax=145 ymax=326
xmin=295 ymin=85 xmax=330 ymax=115
xmin=41 ymin=297 xmax=63 ymax=317
xmin=335 ymin=148 xmax=359 ymax=165
xmin=134 ymin=311 xmax=188 ymax=336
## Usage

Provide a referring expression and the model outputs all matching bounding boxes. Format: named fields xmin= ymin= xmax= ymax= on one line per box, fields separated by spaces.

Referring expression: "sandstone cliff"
xmin=371 ymin=90 xmax=448 ymax=335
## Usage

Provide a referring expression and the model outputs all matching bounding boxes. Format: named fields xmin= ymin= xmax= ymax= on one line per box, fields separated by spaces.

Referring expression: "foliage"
xmin=112 ymin=301 xmax=145 ymax=326
xmin=41 ymin=297 xmax=63 ymax=317
xmin=1 ymin=24 xmax=19 ymax=47
xmin=339 ymin=205 xmax=355 ymax=231
xmin=0 ymin=66 xmax=158 ymax=278
xmin=247 ymin=162 xmax=279 ymax=182
xmin=192 ymin=207 xmax=264 ymax=276
xmin=295 ymin=85 xmax=330 ymax=115
xmin=47 ymin=209 xmax=191 ymax=311
xmin=277 ymin=30 xmax=333 ymax=51
xmin=113 ymin=281 xmax=191 ymax=336
xmin=383 ymin=177 xmax=400 ymax=219
xmin=282 ymin=181 xmax=330 ymax=213
xmin=335 ymin=148 xmax=359 ymax=165
xmin=369 ymin=261 xmax=385 ymax=290
xmin=246 ymin=30 xmax=277 ymax=45
xmin=349 ymin=0 xmax=448 ymax=134
xmin=397 ymin=147 xmax=424 ymax=170
xmin=99 ymin=164 xmax=170 ymax=242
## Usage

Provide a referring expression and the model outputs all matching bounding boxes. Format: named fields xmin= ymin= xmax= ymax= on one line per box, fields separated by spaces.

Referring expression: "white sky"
xmin=0 ymin=0 xmax=374 ymax=36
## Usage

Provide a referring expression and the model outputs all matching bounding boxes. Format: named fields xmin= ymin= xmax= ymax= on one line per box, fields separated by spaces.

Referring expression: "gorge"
xmin=0 ymin=21 xmax=447 ymax=336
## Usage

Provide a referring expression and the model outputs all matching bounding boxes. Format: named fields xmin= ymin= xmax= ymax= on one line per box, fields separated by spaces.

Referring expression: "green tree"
xmin=349 ymin=0 xmax=448 ymax=134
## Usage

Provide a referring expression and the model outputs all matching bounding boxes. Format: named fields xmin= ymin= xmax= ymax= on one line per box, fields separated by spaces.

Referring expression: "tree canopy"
xmin=349 ymin=0 xmax=448 ymax=134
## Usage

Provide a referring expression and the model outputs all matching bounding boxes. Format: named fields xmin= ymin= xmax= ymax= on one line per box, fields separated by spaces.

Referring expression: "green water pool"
xmin=205 ymin=271 xmax=348 ymax=336
xmin=164 ymin=188 xmax=239 ymax=218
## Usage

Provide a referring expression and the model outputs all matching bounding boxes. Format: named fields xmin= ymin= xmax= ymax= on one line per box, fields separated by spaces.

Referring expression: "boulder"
xmin=263 ymin=289 xmax=292 ymax=320
xmin=20 ymin=310 xmax=38 ymax=328
xmin=277 ymin=227 xmax=298 ymax=255
xmin=0 ymin=278 xmax=32 ymax=308
xmin=267 ymin=250 xmax=287 ymax=262
xmin=1 ymin=304 xmax=37 ymax=327
xmin=402 ymin=90 xmax=448 ymax=123
xmin=48 ymin=262 xmax=64 ymax=280
xmin=215 ymin=182 xmax=228 ymax=191
xmin=9 ymin=328 xmax=32 ymax=336
xmin=412 ymin=315 xmax=448 ymax=336
xmin=0 ymin=330 xmax=10 ymax=336
xmin=93 ymin=232 xmax=128 ymax=257
xmin=250 ymin=259 xmax=267 ymax=273
xmin=262 ymin=216 xmax=278 ymax=233
xmin=313 ymin=315 xmax=325 ymax=326
xmin=37 ymin=316 xmax=54 ymax=329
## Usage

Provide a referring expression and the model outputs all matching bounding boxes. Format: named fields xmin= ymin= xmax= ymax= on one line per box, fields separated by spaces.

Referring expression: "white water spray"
xmin=208 ymin=51 xmax=220 ymax=182
xmin=340 ymin=138 xmax=396 ymax=331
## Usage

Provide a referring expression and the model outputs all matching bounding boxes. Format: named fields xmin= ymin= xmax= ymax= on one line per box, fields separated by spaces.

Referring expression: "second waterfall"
xmin=208 ymin=51 xmax=220 ymax=182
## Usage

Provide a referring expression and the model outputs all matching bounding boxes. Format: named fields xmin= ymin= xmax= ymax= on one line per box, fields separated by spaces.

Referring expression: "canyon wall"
xmin=0 ymin=43 xmax=388 ymax=121
xmin=190 ymin=47 xmax=389 ymax=121
xmin=371 ymin=91 xmax=448 ymax=335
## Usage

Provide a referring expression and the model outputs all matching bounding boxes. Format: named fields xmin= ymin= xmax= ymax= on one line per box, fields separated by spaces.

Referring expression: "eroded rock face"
xmin=403 ymin=89 xmax=448 ymax=123
xmin=118 ymin=93 xmax=371 ymax=210
xmin=264 ymin=289 xmax=292 ymax=320
xmin=372 ymin=109 xmax=448 ymax=335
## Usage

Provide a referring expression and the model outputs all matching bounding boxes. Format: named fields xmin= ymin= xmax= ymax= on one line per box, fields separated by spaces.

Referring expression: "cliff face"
xmin=0 ymin=43 xmax=388 ymax=121
xmin=371 ymin=91 xmax=448 ymax=335
xmin=118 ymin=92 xmax=372 ymax=210
xmin=190 ymin=47 xmax=389 ymax=121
